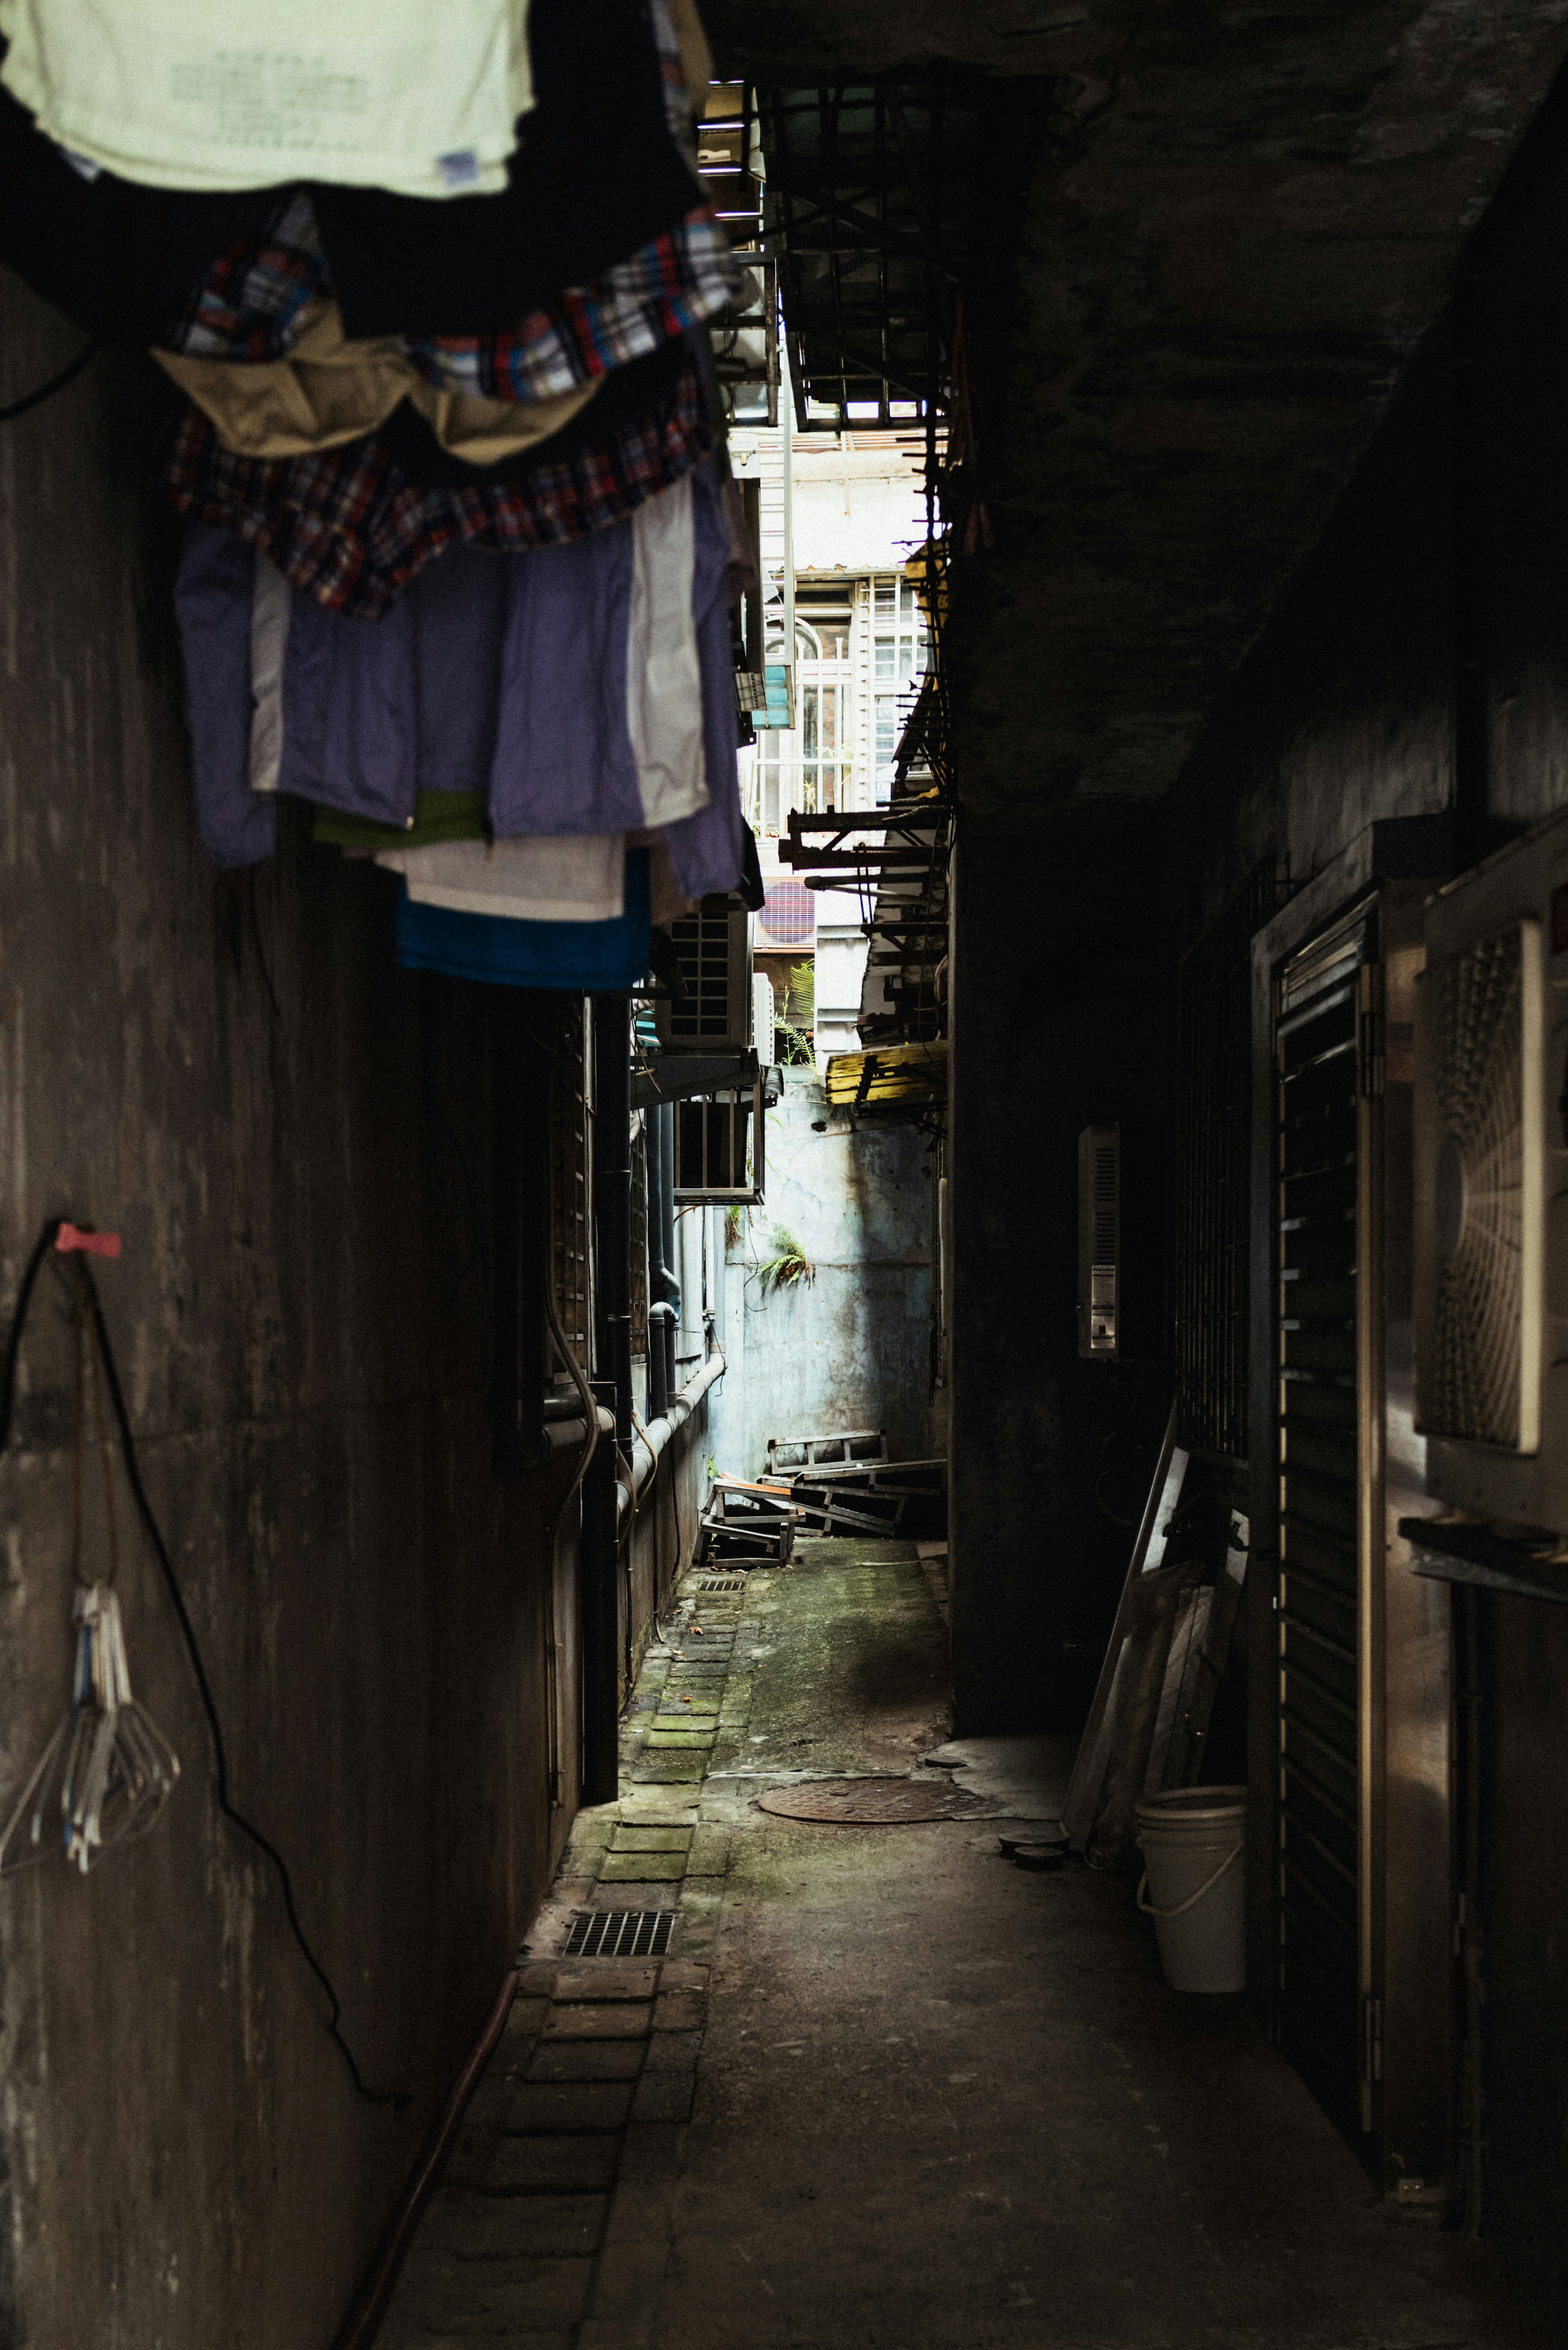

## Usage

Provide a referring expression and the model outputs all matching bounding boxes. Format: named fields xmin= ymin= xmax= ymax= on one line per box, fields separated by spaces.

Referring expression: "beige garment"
xmin=153 ymin=302 xmax=599 ymax=462
xmin=664 ymin=0 xmax=713 ymax=107
xmin=0 ymin=0 xmax=532 ymax=200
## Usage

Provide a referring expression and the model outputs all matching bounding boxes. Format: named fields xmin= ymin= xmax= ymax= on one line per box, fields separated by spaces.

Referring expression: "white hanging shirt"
xmin=0 ymin=0 xmax=533 ymax=198
xmin=376 ymin=836 xmax=628 ymax=925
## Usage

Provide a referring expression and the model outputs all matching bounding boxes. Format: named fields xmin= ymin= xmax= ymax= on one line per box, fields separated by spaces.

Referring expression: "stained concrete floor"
xmin=384 ymin=1538 xmax=1546 ymax=2350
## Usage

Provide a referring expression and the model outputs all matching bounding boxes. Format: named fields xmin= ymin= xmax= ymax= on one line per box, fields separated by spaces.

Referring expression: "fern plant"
xmin=755 ymin=1224 xmax=815 ymax=1295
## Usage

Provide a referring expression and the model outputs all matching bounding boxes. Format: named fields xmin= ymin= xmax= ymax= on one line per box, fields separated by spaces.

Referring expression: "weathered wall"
xmin=714 ymin=2 xmax=1568 ymax=818
xmin=0 ymin=275 xmax=580 ymax=2348
xmin=708 ymin=1071 xmax=934 ymax=1478
xmin=1152 ymin=88 xmax=1568 ymax=2327
xmin=947 ymin=820 xmax=1170 ymax=1736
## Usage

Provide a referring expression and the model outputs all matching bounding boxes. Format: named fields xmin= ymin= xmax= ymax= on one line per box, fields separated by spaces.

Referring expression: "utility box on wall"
xmin=1077 ymin=1120 xmax=1163 ymax=1360
xmin=1078 ymin=1123 xmax=1120 ymax=1358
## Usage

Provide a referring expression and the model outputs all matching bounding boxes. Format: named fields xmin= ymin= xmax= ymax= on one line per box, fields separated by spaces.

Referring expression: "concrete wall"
xmin=0 ymin=276 xmax=659 ymax=2348
xmin=707 ymin=1071 xmax=934 ymax=1478
xmin=947 ymin=823 xmax=1173 ymax=1737
xmin=1152 ymin=94 xmax=1568 ymax=2320
xmin=945 ymin=77 xmax=1568 ymax=2317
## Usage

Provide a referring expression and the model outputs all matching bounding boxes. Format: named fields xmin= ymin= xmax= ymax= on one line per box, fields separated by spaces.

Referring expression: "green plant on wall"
xmin=755 ymin=1223 xmax=815 ymax=1296
xmin=724 ymin=1204 xmax=747 ymax=1253
xmin=775 ymin=960 xmax=816 ymax=1067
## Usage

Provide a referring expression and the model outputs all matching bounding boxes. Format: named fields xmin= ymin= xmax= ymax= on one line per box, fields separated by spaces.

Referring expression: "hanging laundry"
xmin=393 ymin=852 xmax=651 ymax=991
xmin=308 ymin=0 xmax=704 ymax=336
xmin=155 ymin=299 xmax=600 ymax=460
xmin=158 ymin=188 xmax=741 ymax=405
xmin=0 ymin=0 xmax=534 ymax=199
xmin=378 ymin=834 xmax=626 ymax=924
xmin=0 ymin=0 xmax=703 ymax=341
xmin=663 ymin=0 xmax=713 ymax=111
xmin=313 ymin=793 xmax=488 ymax=851
xmin=174 ymin=458 xmax=747 ymax=899
xmin=164 ymin=339 xmax=708 ymax=619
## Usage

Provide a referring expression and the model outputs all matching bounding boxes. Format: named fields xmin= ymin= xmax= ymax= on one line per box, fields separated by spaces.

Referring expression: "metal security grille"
xmin=673 ymin=1083 xmax=764 ymax=1206
xmin=565 ymin=1910 xmax=674 ymax=1958
xmin=757 ymin=80 xmax=983 ymax=429
xmin=1274 ymin=907 xmax=1373 ymax=2143
xmin=1174 ymin=862 xmax=1279 ymax=1461
xmin=548 ymin=1003 xmax=592 ymax=1375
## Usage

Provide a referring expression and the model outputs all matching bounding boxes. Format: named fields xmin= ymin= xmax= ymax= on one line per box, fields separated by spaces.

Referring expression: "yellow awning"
xmin=824 ymin=1039 xmax=949 ymax=1108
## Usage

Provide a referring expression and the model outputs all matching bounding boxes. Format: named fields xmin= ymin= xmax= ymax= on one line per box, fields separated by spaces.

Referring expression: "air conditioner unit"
xmin=657 ymin=894 xmax=753 ymax=1052
xmin=753 ymin=970 xmax=776 ymax=1070
xmin=1412 ymin=805 xmax=1568 ymax=1536
xmin=673 ymin=1083 xmax=766 ymax=1205
xmin=1078 ymin=1123 xmax=1120 ymax=1359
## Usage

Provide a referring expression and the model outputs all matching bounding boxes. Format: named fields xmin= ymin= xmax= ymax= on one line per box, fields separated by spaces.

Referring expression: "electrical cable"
xmin=0 ymin=1218 xmax=410 ymax=2109
xmin=0 ymin=337 xmax=101 ymax=424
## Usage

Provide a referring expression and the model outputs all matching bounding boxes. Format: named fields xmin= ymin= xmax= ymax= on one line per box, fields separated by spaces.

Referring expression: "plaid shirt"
xmin=163 ymin=353 xmax=711 ymax=621
xmin=163 ymin=199 xmax=740 ymax=398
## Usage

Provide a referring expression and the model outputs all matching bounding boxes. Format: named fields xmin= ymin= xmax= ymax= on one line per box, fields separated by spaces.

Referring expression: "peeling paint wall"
xmin=708 ymin=1072 xmax=935 ymax=1478
xmin=0 ymin=279 xmax=580 ymax=2346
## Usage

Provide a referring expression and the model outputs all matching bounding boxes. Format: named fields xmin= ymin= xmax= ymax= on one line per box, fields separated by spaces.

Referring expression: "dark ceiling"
xmin=708 ymin=2 xmax=1568 ymax=824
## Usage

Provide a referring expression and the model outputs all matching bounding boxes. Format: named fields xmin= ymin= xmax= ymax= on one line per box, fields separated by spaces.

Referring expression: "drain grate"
xmin=565 ymin=1909 xmax=675 ymax=1958
xmin=696 ymin=1574 xmax=746 ymax=1594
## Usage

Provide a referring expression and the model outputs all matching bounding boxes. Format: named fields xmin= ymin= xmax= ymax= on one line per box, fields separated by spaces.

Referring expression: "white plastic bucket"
xmin=1134 ymin=1785 xmax=1247 ymax=1994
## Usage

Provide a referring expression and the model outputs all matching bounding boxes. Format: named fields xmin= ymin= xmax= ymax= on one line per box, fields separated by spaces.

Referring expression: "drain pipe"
xmin=647 ymin=1101 xmax=681 ymax=1418
xmin=592 ymin=997 xmax=633 ymax=1446
xmin=617 ymin=1350 xmax=726 ymax=1526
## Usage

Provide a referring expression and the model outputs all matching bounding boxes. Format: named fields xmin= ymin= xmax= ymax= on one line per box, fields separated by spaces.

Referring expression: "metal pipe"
xmin=647 ymin=1302 xmax=673 ymax=1420
xmin=579 ymin=1387 xmax=621 ymax=1804
xmin=616 ymin=1349 xmax=726 ymax=1525
xmin=781 ymin=328 xmax=795 ymax=689
xmin=646 ymin=1101 xmax=681 ymax=1416
xmin=658 ymin=1106 xmax=681 ymax=1403
xmin=658 ymin=1104 xmax=680 ymax=1312
xmin=334 ymin=1970 xmax=520 ymax=2350
xmin=592 ymin=997 xmax=634 ymax=1445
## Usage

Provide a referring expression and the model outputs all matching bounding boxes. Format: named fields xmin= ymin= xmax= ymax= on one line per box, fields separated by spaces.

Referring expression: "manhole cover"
xmin=756 ymin=1777 xmax=988 ymax=1824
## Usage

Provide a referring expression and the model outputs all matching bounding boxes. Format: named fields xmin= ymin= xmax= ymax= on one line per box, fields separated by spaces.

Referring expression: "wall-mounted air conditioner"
xmin=657 ymin=894 xmax=753 ymax=1053
xmin=1413 ymin=804 xmax=1568 ymax=1536
xmin=1078 ymin=1123 xmax=1120 ymax=1359
xmin=650 ymin=893 xmax=766 ymax=1204
xmin=753 ymin=970 xmax=777 ymax=1071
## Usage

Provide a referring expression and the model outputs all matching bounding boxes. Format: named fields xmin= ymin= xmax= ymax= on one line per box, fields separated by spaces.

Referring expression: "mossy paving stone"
xmin=599 ymin=1849 xmax=687 ymax=1880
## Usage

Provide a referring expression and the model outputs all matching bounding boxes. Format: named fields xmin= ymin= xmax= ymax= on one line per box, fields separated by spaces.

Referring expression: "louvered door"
xmin=1274 ymin=906 xmax=1379 ymax=2142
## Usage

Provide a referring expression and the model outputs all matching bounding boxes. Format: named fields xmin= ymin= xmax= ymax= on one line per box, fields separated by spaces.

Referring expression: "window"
xmin=870 ymin=574 xmax=929 ymax=796
xmin=794 ymin=597 xmax=854 ymax=810
xmin=800 ymin=680 xmax=848 ymax=809
xmin=874 ymin=696 xmax=898 ymax=804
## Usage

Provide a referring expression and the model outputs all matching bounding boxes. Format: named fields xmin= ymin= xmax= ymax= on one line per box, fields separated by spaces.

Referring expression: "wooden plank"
xmin=1062 ymin=1406 xmax=1187 ymax=1849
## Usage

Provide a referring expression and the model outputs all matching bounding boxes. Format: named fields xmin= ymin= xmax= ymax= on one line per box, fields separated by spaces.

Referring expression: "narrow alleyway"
xmin=378 ymin=1545 xmax=1543 ymax=2350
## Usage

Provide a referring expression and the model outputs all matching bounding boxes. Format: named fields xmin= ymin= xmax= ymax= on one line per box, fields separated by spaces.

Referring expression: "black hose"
xmin=0 ymin=337 xmax=101 ymax=424
xmin=1 ymin=1218 xmax=409 ymax=2109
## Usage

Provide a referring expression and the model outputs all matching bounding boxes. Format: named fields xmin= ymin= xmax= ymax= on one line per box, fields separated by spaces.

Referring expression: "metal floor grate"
xmin=696 ymin=1574 xmax=746 ymax=1593
xmin=566 ymin=1909 xmax=674 ymax=1959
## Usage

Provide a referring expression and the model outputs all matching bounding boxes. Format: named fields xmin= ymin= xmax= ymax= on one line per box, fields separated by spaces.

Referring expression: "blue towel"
xmin=396 ymin=848 xmax=651 ymax=989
